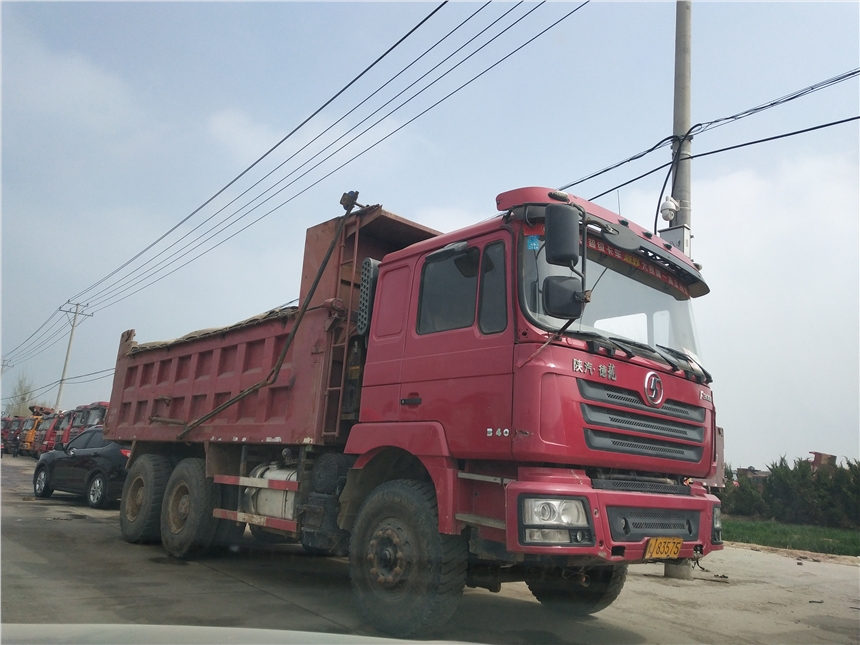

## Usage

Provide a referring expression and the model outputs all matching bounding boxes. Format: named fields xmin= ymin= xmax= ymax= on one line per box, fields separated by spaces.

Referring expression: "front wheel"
xmin=34 ymin=467 xmax=53 ymax=498
xmin=87 ymin=472 xmax=109 ymax=509
xmin=527 ymin=564 xmax=628 ymax=615
xmin=349 ymin=480 xmax=467 ymax=637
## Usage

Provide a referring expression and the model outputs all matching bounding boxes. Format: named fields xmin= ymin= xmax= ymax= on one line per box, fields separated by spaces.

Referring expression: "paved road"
xmin=2 ymin=455 xmax=858 ymax=644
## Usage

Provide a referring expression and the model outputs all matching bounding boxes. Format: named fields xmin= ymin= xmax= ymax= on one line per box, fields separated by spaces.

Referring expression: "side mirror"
xmin=544 ymin=204 xmax=581 ymax=268
xmin=54 ymin=442 xmax=65 ymax=451
xmin=543 ymin=276 xmax=585 ymax=320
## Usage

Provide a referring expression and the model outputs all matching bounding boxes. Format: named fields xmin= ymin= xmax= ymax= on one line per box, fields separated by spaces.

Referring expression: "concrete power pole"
xmin=664 ymin=0 xmax=695 ymax=582
xmin=661 ymin=0 xmax=693 ymax=257
xmin=55 ymin=303 xmax=91 ymax=409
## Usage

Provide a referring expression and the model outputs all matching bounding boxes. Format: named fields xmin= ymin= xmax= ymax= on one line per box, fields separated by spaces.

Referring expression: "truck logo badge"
xmin=644 ymin=372 xmax=664 ymax=407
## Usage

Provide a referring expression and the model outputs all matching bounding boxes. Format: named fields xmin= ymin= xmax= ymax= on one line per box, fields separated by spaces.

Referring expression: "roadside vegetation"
xmin=4 ymin=372 xmax=52 ymax=417
xmin=716 ymin=457 xmax=860 ymax=556
xmin=722 ymin=517 xmax=859 ymax=556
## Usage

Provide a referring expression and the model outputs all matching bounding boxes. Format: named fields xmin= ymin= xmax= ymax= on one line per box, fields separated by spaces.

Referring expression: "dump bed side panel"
xmin=105 ymin=308 xmax=329 ymax=446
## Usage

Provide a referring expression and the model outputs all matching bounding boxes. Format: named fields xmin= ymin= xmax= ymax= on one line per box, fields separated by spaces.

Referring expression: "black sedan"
xmin=33 ymin=427 xmax=130 ymax=509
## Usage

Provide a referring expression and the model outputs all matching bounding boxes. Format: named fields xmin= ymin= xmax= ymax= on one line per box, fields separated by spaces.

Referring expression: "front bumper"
xmin=503 ymin=470 xmax=722 ymax=563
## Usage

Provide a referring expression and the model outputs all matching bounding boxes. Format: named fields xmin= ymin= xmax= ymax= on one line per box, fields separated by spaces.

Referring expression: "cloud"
xmin=4 ymin=21 xmax=144 ymax=136
xmin=207 ymin=109 xmax=286 ymax=165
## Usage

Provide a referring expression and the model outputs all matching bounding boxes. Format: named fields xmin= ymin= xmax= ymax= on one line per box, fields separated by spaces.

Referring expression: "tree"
xmin=4 ymin=372 xmax=51 ymax=417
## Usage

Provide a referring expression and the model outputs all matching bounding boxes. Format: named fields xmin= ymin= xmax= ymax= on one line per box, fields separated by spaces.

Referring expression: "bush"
xmin=762 ymin=457 xmax=859 ymax=530
xmin=716 ymin=470 xmax=766 ymax=517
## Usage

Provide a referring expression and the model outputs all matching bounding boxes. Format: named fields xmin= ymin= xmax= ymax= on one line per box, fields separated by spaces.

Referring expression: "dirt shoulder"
xmin=724 ymin=540 xmax=859 ymax=566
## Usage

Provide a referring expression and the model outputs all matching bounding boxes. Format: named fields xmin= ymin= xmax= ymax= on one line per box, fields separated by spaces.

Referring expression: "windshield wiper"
xmin=657 ymin=344 xmax=713 ymax=383
xmin=566 ymin=329 xmax=634 ymax=359
xmin=606 ymin=336 xmax=682 ymax=372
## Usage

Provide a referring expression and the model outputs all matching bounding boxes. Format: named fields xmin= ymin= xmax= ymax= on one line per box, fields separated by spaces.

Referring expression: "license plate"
xmin=644 ymin=537 xmax=683 ymax=559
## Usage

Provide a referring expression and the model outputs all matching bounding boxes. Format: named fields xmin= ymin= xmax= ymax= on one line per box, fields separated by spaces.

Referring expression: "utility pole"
xmin=660 ymin=0 xmax=693 ymax=257
xmin=664 ymin=0 xmax=695 ymax=582
xmin=55 ymin=303 xmax=92 ymax=409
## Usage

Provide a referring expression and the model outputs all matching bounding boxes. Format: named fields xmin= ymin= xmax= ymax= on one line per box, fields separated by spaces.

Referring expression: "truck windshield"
xmin=519 ymin=233 xmax=702 ymax=360
xmin=87 ymin=408 xmax=106 ymax=425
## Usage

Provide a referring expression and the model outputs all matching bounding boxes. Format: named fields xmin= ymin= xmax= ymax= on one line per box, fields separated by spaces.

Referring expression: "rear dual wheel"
xmin=160 ymin=458 xmax=218 ymax=559
xmin=120 ymin=454 xmax=172 ymax=543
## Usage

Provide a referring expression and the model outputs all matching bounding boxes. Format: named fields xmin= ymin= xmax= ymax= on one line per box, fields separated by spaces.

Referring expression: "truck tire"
xmin=33 ymin=466 xmax=53 ymax=498
xmin=160 ymin=458 xmax=218 ymax=559
xmin=87 ymin=472 xmax=108 ymax=509
xmin=527 ymin=563 xmax=628 ymax=615
xmin=121 ymin=454 xmax=172 ymax=543
xmin=349 ymin=480 xmax=467 ymax=637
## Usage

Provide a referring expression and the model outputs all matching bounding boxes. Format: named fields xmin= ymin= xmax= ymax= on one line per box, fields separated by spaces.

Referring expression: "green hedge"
xmin=716 ymin=458 xmax=860 ymax=530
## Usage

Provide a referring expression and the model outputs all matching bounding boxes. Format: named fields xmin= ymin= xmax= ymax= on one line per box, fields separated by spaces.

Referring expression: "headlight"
xmin=522 ymin=498 xmax=589 ymax=528
xmin=712 ymin=506 xmax=722 ymax=529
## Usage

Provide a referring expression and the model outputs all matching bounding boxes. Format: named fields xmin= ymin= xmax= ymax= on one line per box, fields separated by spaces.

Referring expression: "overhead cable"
xmin=88 ymin=2 xmax=592 ymax=312
xmin=82 ymin=2 xmax=502 ymax=308
xmin=561 ymin=67 xmax=859 ymax=191
xmin=585 ymin=115 xmax=860 ymax=204
xmin=84 ymin=2 xmax=544 ymax=310
xmin=66 ymin=1 xmax=449 ymax=305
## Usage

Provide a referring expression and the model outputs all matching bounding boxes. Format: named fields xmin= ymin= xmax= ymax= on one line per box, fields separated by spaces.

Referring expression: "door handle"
xmin=400 ymin=397 xmax=422 ymax=406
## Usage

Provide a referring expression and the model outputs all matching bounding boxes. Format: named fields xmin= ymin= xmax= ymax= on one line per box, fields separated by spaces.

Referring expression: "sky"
xmin=2 ymin=1 xmax=858 ymax=471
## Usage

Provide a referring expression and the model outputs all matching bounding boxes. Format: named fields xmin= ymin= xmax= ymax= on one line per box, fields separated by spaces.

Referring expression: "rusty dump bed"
xmin=105 ymin=206 xmax=439 ymax=447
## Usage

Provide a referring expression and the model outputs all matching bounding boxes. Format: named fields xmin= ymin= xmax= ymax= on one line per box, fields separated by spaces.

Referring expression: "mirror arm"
xmin=578 ymin=205 xmax=588 ymax=292
xmin=517 ymin=319 xmax=576 ymax=369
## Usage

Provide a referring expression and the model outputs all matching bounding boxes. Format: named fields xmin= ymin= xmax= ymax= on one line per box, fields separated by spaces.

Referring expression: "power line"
xmin=87 ymin=2 xmax=591 ymax=312
xmin=3 ymin=317 xmax=73 ymax=366
xmin=81 ymin=2 xmax=510 ymax=309
xmin=83 ymin=2 xmax=547 ymax=310
xmin=66 ymin=1 xmax=449 ymax=306
xmin=560 ymin=67 xmax=859 ymax=191
xmin=4 ymin=2 xmax=451 ymax=366
xmin=1 ymin=368 xmax=115 ymax=403
xmin=585 ymin=115 xmax=860 ymax=205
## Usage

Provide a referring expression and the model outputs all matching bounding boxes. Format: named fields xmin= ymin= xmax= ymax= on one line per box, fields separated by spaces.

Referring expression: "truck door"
xmin=400 ymin=235 xmax=514 ymax=459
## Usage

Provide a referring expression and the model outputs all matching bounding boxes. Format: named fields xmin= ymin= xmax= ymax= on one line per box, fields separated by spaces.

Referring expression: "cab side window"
xmin=478 ymin=242 xmax=507 ymax=334
xmin=417 ymin=247 xmax=480 ymax=334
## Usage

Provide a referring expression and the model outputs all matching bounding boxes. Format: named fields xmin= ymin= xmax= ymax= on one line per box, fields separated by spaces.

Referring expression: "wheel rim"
xmin=35 ymin=470 xmax=46 ymax=494
xmin=166 ymin=482 xmax=191 ymax=535
xmin=89 ymin=476 xmax=104 ymax=505
xmin=363 ymin=518 xmax=416 ymax=596
xmin=125 ymin=475 xmax=145 ymax=522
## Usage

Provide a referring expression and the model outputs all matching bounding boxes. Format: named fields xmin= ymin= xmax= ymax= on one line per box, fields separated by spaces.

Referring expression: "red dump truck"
xmin=105 ymin=188 xmax=722 ymax=636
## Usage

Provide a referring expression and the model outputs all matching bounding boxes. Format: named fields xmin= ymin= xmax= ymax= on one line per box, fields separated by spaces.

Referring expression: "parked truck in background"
xmin=105 ymin=188 xmax=722 ymax=636
xmin=32 ymin=410 xmax=63 ymax=460
xmin=19 ymin=406 xmax=53 ymax=457
xmin=54 ymin=402 xmax=109 ymax=447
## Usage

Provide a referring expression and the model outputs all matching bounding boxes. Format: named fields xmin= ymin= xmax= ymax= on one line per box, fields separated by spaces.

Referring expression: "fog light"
xmin=524 ymin=529 xmax=571 ymax=544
